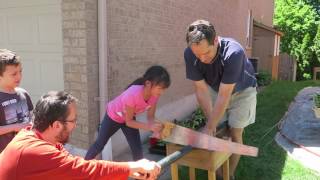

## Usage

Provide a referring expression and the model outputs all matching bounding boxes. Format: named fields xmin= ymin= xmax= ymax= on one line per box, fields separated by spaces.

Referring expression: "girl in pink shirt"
xmin=85 ymin=66 xmax=170 ymax=160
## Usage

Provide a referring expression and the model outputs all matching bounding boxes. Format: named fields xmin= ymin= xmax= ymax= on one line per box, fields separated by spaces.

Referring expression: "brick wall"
xmin=62 ymin=0 xmax=99 ymax=149
xmin=61 ymin=0 xmax=275 ymax=153
xmin=106 ymin=0 xmax=273 ymax=156
xmin=106 ymin=0 xmax=252 ymax=104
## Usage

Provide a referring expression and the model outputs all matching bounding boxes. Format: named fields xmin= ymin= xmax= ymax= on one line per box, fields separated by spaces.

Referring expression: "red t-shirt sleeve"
xmin=18 ymin=141 xmax=130 ymax=180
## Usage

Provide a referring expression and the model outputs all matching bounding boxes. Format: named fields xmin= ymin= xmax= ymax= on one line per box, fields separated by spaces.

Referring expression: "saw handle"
xmin=157 ymin=145 xmax=193 ymax=168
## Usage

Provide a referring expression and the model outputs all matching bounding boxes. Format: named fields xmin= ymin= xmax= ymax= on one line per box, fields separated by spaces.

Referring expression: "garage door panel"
xmin=0 ymin=1 xmax=63 ymax=104
xmin=0 ymin=0 xmax=60 ymax=9
xmin=38 ymin=14 xmax=62 ymax=45
xmin=0 ymin=16 xmax=5 ymax=45
xmin=0 ymin=4 xmax=62 ymax=52
xmin=20 ymin=58 xmax=40 ymax=93
xmin=40 ymin=61 xmax=64 ymax=92
xmin=8 ymin=15 xmax=34 ymax=44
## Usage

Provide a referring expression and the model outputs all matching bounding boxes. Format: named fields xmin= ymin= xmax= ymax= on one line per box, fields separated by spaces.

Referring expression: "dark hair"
xmin=127 ymin=65 xmax=171 ymax=89
xmin=186 ymin=20 xmax=216 ymax=46
xmin=33 ymin=91 xmax=77 ymax=132
xmin=0 ymin=49 xmax=21 ymax=76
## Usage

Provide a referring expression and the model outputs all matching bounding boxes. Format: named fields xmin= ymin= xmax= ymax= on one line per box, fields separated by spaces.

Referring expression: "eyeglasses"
xmin=64 ymin=118 xmax=77 ymax=125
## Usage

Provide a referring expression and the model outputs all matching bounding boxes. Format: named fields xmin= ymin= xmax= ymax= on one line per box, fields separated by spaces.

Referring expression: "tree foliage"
xmin=274 ymin=0 xmax=320 ymax=80
xmin=304 ymin=0 xmax=320 ymax=16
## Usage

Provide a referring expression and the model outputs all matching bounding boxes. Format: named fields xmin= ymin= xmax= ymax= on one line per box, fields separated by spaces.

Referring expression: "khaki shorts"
xmin=209 ymin=86 xmax=257 ymax=128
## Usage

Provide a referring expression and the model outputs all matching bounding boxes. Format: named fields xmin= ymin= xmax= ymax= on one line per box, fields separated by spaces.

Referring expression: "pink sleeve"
xmin=121 ymin=88 xmax=136 ymax=108
xmin=150 ymin=96 xmax=159 ymax=105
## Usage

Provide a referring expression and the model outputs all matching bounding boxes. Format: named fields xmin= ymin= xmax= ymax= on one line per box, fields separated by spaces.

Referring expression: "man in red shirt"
xmin=0 ymin=91 xmax=160 ymax=180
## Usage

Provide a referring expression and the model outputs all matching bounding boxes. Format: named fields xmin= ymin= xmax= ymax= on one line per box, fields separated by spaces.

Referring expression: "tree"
xmin=304 ymin=0 xmax=320 ymax=16
xmin=311 ymin=25 xmax=320 ymax=67
xmin=274 ymin=0 xmax=319 ymax=79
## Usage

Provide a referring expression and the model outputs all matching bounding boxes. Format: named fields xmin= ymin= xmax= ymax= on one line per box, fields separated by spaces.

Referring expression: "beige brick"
xmin=65 ymin=73 xmax=81 ymax=82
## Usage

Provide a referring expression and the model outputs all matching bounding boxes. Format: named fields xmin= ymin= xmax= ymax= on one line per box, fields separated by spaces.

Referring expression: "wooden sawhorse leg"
xmin=189 ymin=167 xmax=196 ymax=180
xmin=222 ymin=158 xmax=229 ymax=180
xmin=171 ymin=163 xmax=179 ymax=180
xmin=208 ymin=170 xmax=216 ymax=180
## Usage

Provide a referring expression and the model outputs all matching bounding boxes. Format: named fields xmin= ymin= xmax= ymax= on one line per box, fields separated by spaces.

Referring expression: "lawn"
xmin=178 ymin=80 xmax=320 ymax=180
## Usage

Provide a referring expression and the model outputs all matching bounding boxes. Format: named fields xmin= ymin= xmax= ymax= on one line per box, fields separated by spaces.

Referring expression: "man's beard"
xmin=56 ymin=124 xmax=70 ymax=145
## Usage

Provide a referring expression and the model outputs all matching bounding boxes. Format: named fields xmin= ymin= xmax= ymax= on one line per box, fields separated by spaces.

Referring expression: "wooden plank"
xmin=272 ymin=56 xmax=279 ymax=80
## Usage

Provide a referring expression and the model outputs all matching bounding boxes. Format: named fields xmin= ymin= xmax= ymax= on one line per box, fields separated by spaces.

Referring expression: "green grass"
xmin=178 ymin=80 xmax=320 ymax=180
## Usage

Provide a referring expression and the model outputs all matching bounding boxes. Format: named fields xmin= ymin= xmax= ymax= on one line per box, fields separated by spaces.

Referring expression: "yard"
xmin=177 ymin=80 xmax=320 ymax=180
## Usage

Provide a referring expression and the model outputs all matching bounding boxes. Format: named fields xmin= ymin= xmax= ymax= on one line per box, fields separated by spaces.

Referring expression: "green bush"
xmin=314 ymin=93 xmax=320 ymax=108
xmin=174 ymin=108 xmax=206 ymax=130
xmin=256 ymin=71 xmax=272 ymax=86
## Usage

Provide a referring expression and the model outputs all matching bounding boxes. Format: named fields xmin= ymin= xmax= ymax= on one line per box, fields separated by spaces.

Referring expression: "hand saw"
xmin=160 ymin=122 xmax=258 ymax=157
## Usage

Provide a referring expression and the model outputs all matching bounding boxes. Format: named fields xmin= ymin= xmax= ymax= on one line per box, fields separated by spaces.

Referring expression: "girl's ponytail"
xmin=126 ymin=65 xmax=170 ymax=89
xmin=126 ymin=77 xmax=145 ymax=89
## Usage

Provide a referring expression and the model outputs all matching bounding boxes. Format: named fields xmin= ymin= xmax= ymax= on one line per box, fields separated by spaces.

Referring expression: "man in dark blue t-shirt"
xmin=184 ymin=19 xmax=257 ymax=178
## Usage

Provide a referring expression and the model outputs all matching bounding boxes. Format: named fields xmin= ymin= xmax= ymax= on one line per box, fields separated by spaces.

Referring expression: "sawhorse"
xmin=166 ymin=142 xmax=231 ymax=180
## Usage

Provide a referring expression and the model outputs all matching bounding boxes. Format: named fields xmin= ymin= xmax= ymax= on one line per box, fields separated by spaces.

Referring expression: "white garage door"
xmin=0 ymin=0 xmax=64 ymax=103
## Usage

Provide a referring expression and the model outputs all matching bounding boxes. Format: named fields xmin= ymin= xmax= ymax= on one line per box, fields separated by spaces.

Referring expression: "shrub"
xmin=257 ymin=71 xmax=272 ymax=86
xmin=174 ymin=108 xmax=206 ymax=130
xmin=314 ymin=93 xmax=320 ymax=108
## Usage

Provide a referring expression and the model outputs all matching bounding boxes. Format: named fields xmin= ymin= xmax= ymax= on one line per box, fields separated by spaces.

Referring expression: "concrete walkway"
xmin=275 ymin=87 xmax=320 ymax=173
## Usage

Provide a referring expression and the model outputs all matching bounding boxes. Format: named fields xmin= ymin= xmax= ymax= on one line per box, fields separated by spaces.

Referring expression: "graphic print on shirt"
xmin=1 ymin=96 xmax=31 ymax=125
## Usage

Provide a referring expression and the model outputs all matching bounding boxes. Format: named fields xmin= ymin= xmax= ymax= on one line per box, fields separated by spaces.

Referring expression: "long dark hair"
xmin=127 ymin=65 xmax=171 ymax=89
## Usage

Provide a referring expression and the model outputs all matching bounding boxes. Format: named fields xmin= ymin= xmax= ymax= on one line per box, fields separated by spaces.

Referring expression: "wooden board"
xmin=161 ymin=122 xmax=258 ymax=157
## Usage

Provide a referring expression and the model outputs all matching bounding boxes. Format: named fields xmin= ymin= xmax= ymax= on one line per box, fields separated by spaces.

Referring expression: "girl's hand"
xmin=149 ymin=122 xmax=163 ymax=139
xmin=150 ymin=122 xmax=163 ymax=132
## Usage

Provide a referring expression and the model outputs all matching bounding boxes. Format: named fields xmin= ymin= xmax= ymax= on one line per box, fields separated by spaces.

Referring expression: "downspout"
xmin=98 ymin=0 xmax=112 ymax=160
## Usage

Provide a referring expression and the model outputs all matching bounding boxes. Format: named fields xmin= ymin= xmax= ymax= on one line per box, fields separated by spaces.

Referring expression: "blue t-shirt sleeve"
xmin=184 ymin=48 xmax=203 ymax=81
xmin=221 ymin=49 xmax=244 ymax=84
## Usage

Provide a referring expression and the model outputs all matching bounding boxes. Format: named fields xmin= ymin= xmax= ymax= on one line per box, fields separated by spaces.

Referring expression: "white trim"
xmin=98 ymin=0 xmax=112 ymax=160
xmin=277 ymin=35 xmax=281 ymax=56
xmin=273 ymin=34 xmax=278 ymax=56
xmin=246 ymin=10 xmax=252 ymax=48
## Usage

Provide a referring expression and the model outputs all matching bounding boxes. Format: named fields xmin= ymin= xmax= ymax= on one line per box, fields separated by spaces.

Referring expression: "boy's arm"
xmin=0 ymin=123 xmax=30 ymax=135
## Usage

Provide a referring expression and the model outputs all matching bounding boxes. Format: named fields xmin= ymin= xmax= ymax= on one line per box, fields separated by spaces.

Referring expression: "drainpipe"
xmin=98 ymin=0 xmax=112 ymax=160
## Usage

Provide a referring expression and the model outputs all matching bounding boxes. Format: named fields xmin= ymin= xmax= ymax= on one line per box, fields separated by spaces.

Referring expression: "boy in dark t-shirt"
xmin=0 ymin=49 xmax=33 ymax=152
xmin=184 ymin=20 xmax=257 ymax=179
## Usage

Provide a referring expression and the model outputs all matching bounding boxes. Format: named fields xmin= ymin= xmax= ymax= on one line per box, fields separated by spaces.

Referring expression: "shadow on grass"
xmin=177 ymin=80 xmax=320 ymax=180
